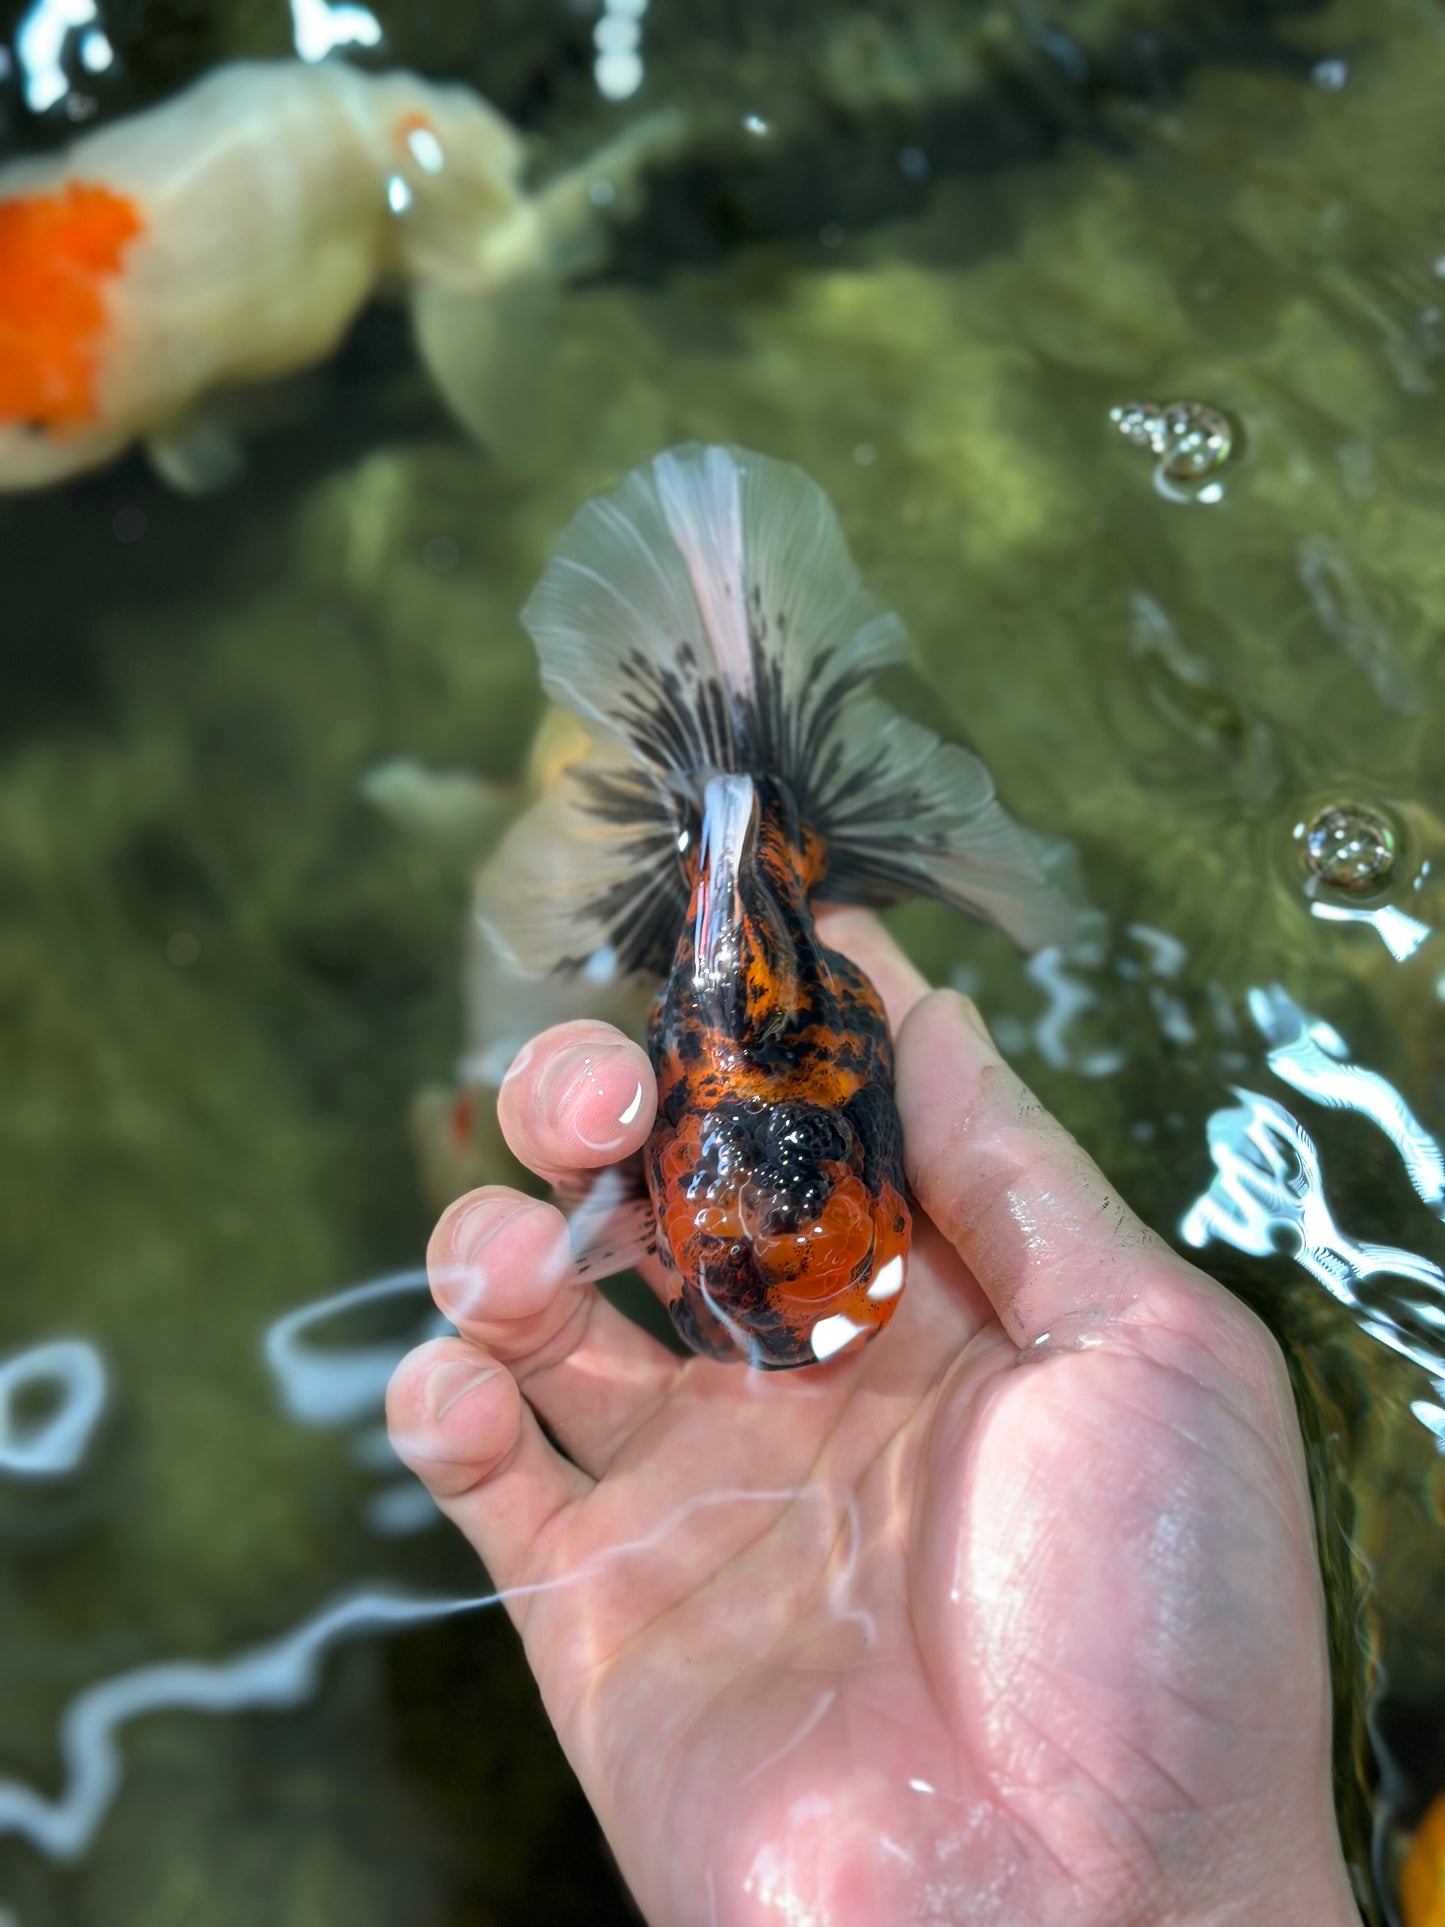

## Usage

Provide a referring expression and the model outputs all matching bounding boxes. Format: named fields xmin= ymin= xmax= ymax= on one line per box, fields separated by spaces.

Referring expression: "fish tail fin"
xmin=482 ymin=443 xmax=1075 ymax=976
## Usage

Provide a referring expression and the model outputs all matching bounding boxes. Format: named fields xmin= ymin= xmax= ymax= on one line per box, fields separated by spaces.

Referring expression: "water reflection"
xmin=1247 ymin=985 xmax=1445 ymax=1214
xmin=263 ymin=1267 xmax=448 ymax=1534
xmin=1182 ymin=1088 xmax=1445 ymax=1388
xmin=0 ymin=1476 xmax=827 ymax=1864
xmin=264 ymin=1267 xmax=444 ymax=1429
xmin=1310 ymin=898 xmax=1432 ymax=963
xmin=0 ymin=1586 xmax=483 ymax=1862
xmin=0 ymin=1339 xmax=107 ymax=1479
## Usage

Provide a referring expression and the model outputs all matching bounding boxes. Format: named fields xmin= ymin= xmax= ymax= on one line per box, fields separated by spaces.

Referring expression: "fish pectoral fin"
xmin=556 ymin=1157 xmax=657 ymax=1283
xmin=145 ymin=413 xmax=246 ymax=494
xmin=411 ymin=274 xmax=559 ymax=463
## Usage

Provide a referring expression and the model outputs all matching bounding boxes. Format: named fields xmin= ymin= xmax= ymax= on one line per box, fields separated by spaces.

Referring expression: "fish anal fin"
xmin=559 ymin=1158 xmax=657 ymax=1283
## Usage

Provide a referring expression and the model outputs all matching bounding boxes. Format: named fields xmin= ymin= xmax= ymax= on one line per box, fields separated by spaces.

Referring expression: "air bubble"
xmin=1109 ymin=398 xmax=1235 ymax=504
xmin=1301 ymin=804 xmax=1396 ymax=892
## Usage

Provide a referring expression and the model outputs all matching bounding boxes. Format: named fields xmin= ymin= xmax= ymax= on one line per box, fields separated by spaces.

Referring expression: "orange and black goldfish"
xmin=483 ymin=444 xmax=1072 ymax=1369
xmin=0 ymin=61 xmax=677 ymax=492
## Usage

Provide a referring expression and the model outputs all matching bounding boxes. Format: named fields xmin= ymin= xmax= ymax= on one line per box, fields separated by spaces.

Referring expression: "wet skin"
xmin=388 ymin=909 xmax=1359 ymax=1927
xmin=649 ymin=776 xmax=909 ymax=1367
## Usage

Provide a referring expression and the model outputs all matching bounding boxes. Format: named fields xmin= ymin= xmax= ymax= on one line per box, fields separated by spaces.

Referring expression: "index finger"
xmin=497 ymin=1019 xmax=656 ymax=1182
xmin=815 ymin=905 xmax=931 ymax=1032
xmin=895 ymin=988 xmax=1192 ymax=1349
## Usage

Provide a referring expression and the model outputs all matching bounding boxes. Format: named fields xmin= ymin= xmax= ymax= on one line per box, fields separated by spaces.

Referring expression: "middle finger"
xmin=429 ymin=1184 xmax=684 ymax=1476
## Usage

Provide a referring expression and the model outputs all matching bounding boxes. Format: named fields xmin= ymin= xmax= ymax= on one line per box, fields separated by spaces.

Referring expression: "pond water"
xmin=2 ymin=0 xmax=1444 ymax=1919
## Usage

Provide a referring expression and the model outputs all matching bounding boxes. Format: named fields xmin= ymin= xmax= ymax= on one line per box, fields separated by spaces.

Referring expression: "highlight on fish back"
xmin=481 ymin=441 xmax=1073 ymax=977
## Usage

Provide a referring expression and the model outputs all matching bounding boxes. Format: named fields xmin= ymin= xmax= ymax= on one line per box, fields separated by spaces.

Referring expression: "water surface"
xmin=3 ymin=0 xmax=1444 ymax=1918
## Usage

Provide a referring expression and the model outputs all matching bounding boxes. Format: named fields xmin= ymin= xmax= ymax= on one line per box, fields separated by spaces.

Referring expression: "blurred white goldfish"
xmin=0 ymin=60 xmax=679 ymax=492
xmin=363 ymin=709 xmax=649 ymax=1208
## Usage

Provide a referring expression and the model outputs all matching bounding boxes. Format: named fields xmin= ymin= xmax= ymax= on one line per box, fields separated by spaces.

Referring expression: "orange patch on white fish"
xmin=0 ymin=182 xmax=142 ymax=430
xmin=390 ymin=110 xmax=437 ymax=152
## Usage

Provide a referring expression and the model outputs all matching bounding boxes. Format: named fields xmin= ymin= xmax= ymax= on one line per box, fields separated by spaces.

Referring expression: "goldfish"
xmin=362 ymin=709 xmax=651 ymax=1209
xmin=1404 ymin=1792 xmax=1445 ymax=1927
xmin=0 ymin=60 xmax=677 ymax=492
xmin=481 ymin=443 xmax=1072 ymax=1369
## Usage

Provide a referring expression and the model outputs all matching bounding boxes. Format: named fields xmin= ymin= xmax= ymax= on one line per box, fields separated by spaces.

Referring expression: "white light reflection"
xmin=0 ymin=1339 xmax=107 ymax=1479
xmin=1181 ymin=1090 xmax=1442 ymax=1304
xmin=0 ymin=1483 xmax=826 ymax=1861
xmin=288 ymin=0 xmax=381 ymax=64
xmin=78 ymin=26 xmax=110 ymax=71
xmin=264 ymin=1268 xmax=444 ymax=1427
xmin=1182 ymin=1090 xmax=1445 ymax=1389
xmin=1025 ymin=946 xmax=1126 ymax=1077
xmin=16 ymin=0 xmax=99 ymax=111
xmin=0 ymin=1587 xmax=481 ymax=1860
xmin=407 ymin=125 xmax=444 ymax=173
xmin=1248 ymin=984 xmax=1445 ymax=1213
xmin=1309 ymin=898 xmax=1431 ymax=962
xmin=740 ymin=1687 xmax=836 ymax=1786
xmin=594 ymin=0 xmax=647 ymax=99
xmin=264 ymin=1268 xmax=447 ymax=1536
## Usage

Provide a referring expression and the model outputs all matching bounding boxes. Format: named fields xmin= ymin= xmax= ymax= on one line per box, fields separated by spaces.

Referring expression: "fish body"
xmin=0 ymin=61 xmax=674 ymax=491
xmin=649 ymin=772 xmax=910 ymax=1365
xmin=483 ymin=443 xmax=1073 ymax=1369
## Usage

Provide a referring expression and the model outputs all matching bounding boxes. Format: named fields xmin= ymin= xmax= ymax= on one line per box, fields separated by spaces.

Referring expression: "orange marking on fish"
xmin=0 ymin=182 xmax=143 ymax=431
xmin=1403 ymin=1792 xmax=1445 ymax=1927
xmin=390 ymin=110 xmax=436 ymax=156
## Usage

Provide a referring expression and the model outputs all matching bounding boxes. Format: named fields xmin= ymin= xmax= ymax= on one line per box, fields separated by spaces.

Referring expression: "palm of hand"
xmin=388 ymin=915 xmax=1351 ymax=1927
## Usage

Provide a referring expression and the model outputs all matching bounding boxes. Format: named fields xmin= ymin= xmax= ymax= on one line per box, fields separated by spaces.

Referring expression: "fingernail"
xmin=500 ymin=1039 xmax=534 ymax=1086
xmin=536 ymin=1043 xmax=638 ymax=1146
xmin=450 ymin=1199 xmax=531 ymax=1269
xmin=426 ymin=1360 xmax=501 ymax=1422
xmin=436 ymin=1201 xmax=534 ymax=1320
xmin=535 ymin=1046 xmax=600 ymax=1125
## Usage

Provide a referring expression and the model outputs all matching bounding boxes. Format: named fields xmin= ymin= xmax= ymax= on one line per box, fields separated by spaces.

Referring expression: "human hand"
xmin=387 ymin=910 xmax=1358 ymax=1927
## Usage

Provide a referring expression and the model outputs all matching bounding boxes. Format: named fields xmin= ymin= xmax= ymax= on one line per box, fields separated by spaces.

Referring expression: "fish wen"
xmin=481 ymin=444 xmax=1073 ymax=1369
xmin=0 ymin=62 xmax=679 ymax=493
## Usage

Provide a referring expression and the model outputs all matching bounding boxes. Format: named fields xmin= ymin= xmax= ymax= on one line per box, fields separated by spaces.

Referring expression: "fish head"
xmin=651 ymin=1092 xmax=912 ymax=1370
xmin=371 ymin=75 xmax=527 ymax=286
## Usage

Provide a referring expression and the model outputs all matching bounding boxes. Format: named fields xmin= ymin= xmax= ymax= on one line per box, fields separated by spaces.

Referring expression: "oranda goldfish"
xmin=0 ymin=60 xmax=676 ymax=492
xmin=482 ymin=443 xmax=1072 ymax=1370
